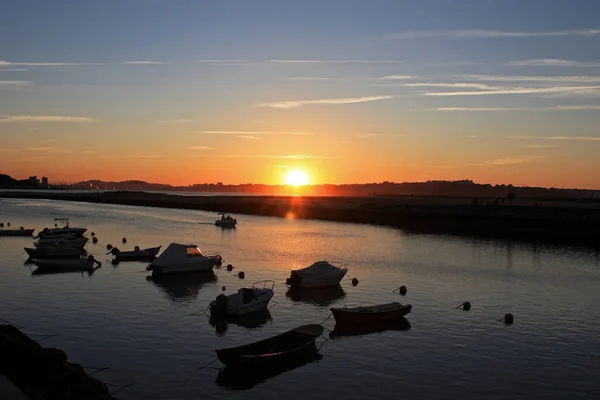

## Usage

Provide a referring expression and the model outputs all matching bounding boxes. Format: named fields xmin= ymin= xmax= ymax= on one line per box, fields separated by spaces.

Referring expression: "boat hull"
xmin=114 ymin=246 xmax=161 ymax=261
xmin=216 ymin=324 xmax=323 ymax=368
xmin=0 ymin=229 xmax=34 ymax=237
xmin=39 ymin=227 xmax=86 ymax=237
xmin=289 ymin=269 xmax=347 ymax=289
xmin=148 ymin=257 xmax=217 ymax=275
xmin=32 ymin=259 xmax=95 ymax=270
xmin=25 ymin=247 xmax=85 ymax=259
xmin=36 ymin=237 xmax=88 ymax=249
xmin=331 ymin=303 xmax=412 ymax=325
xmin=215 ymin=220 xmax=237 ymax=228
xmin=210 ymin=289 xmax=274 ymax=316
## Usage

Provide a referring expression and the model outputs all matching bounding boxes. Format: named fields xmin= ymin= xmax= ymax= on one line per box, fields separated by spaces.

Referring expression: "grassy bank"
xmin=2 ymin=191 xmax=600 ymax=247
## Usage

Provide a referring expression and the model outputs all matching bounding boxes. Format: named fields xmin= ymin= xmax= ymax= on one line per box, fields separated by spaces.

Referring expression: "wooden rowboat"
xmin=215 ymin=324 xmax=324 ymax=368
xmin=108 ymin=246 xmax=161 ymax=261
xmin=331 ymin=302 xmax=412 ymax=325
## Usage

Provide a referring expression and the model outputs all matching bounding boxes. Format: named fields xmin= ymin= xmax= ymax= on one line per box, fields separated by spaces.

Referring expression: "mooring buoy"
xmin=503 ymin=313 xmax=514 ymax=325
xmin=122 ymin=237 xmax=127 ymax=243
xmin=226 ymin=264 xmax=233 ymax=271
xmin=399 ymin=285 xmax=407 ymax=296
xmin=351 ymin=278 xmax=359 ymax=286
xmin=460 ymin=301 xmax=471 ymax=311
xmin=92 ymin=237 xmax=98 ymax=243
xmin=91 ymin=232 xmax=96 ymax=237
xmin=106 ymin=244 xmax=113 ymax=250
xmin=222 ymin=286 xmax=226 ymax=291
xmin=237 ymin=271 xmax=245 ymax=279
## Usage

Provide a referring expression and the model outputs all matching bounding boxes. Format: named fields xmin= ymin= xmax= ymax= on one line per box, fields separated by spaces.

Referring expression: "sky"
xmin=1 ymin=0 xmax=600 ymax=188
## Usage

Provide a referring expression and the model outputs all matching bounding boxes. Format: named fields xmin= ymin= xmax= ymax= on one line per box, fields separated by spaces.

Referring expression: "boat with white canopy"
xmin=286 ymin=261 xmax=348 ymax=289
xmin=146 ymin=243 xmax=221 ymax=275
xmin=210 ymin=280 xmax=275 ymax=316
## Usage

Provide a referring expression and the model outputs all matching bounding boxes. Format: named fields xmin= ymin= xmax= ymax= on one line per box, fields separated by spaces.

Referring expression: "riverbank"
xmin=2 ymin=191 xmax=600 ymax=246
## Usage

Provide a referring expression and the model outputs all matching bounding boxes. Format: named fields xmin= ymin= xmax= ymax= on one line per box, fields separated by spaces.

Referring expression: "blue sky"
xmin=1 ymin=0 xmax=600 ymax=188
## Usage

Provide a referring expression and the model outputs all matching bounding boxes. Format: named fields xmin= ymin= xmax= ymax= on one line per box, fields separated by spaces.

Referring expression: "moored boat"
xmin=215 ymin=324 xmax=324 ymax=368
xmin=35 ymin=236 xmax=88 ymax=249
xmin=286 ymin=261 xmax=348 ymax=289
xmin=31 ymin=255 xmax=101 ymax=270
xmin=210 ymin=280 xmax=275 ymax=317
xmin=215 ymin=213 xmax=237 ymax=228
xmin=146 ymin=243 xmax=221 ymax=275
xmin=108 ymin=245 xmax=161 ymax=261
xmin=0 ymin=228 xmax=34 ymax=237
xmin=36 ymin=218 xmax=86 ymax=238
xmin=330 ymin=302 xmax=412 ymax=325
xmin=25 ymin=246 xmax=85 ymax=259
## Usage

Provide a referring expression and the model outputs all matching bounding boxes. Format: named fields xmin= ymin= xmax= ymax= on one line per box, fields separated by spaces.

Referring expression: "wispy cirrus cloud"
xmin=188 ymin=146 xmax=215 ymax=150
xmin=436 ymin=107 xmax=526 ymax=111
xmin=0 ymin=68 xmax=28 ymax=72
xmin=159 ymin=118 xmax=193 ymax=123
xmin=27 ymin=146 xmax=73 ymax=153
xmin=509 ymin=59 xmax=600 ymax=67
xmin=406 ymin=82 xmax=502 ymax=90
xmin=389 ymin=29 xmax=600 ymax=39
xmin=0 ymin=60 xmax=98 ymax=66
xmin=185 ymin=153 xmax=325 ymax=159
xmin=521 ymin=145 xmax=557 ymax=148
xmin=237 ymin=135 xmax=260 ymax=140
xmin=436 ymin=105 xmax=600 ymax=111
xmin=0 ymin=80 xmax=31 ymax=86
xmin=256 ymin=95 xmax=394 ymax=109
xmin=422 ymin=85 xmax=600 ymax=97
xmin=506 ymin=135 xmax=600 ymax=141
xmin=196 ymin=130 xmax=312 ymax=135
xmin=379 ymin=75 xmax=418 ymax=80
xmin=123 ymin=61 xmax=163 ymax=65
xmin=135 ymin=155 xmax=164 ymax=158
xmin=488 ymin=156 xmax=544 ymax=165
xmin=269 ymin=59 xmax=402 ymax=64
xmin=552 ymin=105 xmax=600 ymax=110
xmin=461 ymin=74 xmax=600 ymax=83
xmin=0 ymin=115 xmax=96 ymax=123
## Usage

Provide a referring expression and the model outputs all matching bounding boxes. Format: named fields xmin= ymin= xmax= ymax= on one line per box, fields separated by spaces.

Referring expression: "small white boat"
xmin=36 ymin=236 xmax=88 ymax=249
xmin=32 ymin=255 xmax=101 ymax=270
xmin=25 ymin=246 xmax=85 ymax=259
xmin=286 ymin=261 xmax=348 ymax=289
xmin=108 ymin=245 xmax=161 ymax=261
xmin=215 ymin=213 xmax=237 ymax=228
xmin=146 ymin=243 xmax=222 ymax=275
xmin=210 ymin=280 xmax=275 ymax=316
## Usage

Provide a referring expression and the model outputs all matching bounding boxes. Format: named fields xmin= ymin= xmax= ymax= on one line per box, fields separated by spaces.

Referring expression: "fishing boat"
xmin=286 ymin=261 xmax=348 ymax=289
xmin=31 ymin=255 xmax=101 ymax=270
xmin=215 ymin=324 xmax=324 ymax=368
xmin=36 ymin=218 xmax=86 ymax=238
xmin=146 ymin=243 xmax=221 ymax=275
xmin=25 ymin=246 xmax=85 ymax=259
xmin=35 ymin=236 xmax=88 ymax=249
xmin=215 ymin=213 xmax=237 ymax=228
xmin=108 ymin=245 xmax=161 ymax=261
xmin=210 ymin=280 xmax=275 ymax=317
xmin=330 ymin=302 xmax=412 ymax=325
xmin=0 ymin=228 xmax=34 ymax=237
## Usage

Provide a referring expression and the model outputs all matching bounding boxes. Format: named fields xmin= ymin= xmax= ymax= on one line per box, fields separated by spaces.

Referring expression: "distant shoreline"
xmin=2 ymin=190 xmax=600 ymax=248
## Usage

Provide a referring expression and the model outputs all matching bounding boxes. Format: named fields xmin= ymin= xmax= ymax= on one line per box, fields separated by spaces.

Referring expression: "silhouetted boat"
xmin=31 ymin=255 xmax=101 ymax=271
xmin=25 ymin=246 xmax=85 ymax=259
xmin=0 ymin=228 xmax=34 ymax=237
xmin=331 ymin=302 xmax=412 ymax=325
xmin=330 ymin=317 xmax=411 ymax=338
xmin=147 ymin=243 xmax=221 ymax=275
xmin=215 ymin=353 xmax=322 ymax=390
xmin=209 ymin=280 xmax=274 ymax=316
xmin=286 ymin=285 xmax=346 ymax=306
xmin=35 ymin=236 xmax=88 ymax=249
xmin=215 ymin=213 xmax=237 ymax=228
xmin=108 ymin=245 xmax=161 ymax=261
xmin=215 ymin=324 xmax=323 ymax=368
xmin=35 ymin=218 xmax=86 ymax=238
xmin=286 ymin=261 xmax=347 ymax=289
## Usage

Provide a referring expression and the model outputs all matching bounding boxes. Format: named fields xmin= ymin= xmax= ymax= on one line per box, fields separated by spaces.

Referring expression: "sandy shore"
xmin=1 ymin=191 xmax=600 ymax=247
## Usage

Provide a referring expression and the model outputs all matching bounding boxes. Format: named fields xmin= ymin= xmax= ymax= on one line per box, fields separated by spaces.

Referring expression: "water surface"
xmin=1 ymin=198 xmax=599 ymax=399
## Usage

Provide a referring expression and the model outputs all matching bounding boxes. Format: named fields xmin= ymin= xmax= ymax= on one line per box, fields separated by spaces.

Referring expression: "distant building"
xmin=41 ymin=177 xmax=48 ymax=188
xmin=28 ymin=176 xmax=40 ymax=186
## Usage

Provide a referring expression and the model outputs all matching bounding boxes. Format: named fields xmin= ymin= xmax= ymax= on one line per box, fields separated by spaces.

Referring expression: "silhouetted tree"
xmin=507 ymin=192 xmax=515 ymax=206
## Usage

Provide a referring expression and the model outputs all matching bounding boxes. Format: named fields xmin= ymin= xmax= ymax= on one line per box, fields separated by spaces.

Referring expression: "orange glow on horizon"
xmin=284 ymin=169 xmax=310 ymax=186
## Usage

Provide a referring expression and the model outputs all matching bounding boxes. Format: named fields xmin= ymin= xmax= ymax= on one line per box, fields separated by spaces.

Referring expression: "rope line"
xmin=198 ymin=357 xmax=219 ymax=370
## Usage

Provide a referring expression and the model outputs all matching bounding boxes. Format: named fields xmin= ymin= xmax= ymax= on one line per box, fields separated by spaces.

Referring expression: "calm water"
xmin=1 ymin=198 xmax=600 ymax=399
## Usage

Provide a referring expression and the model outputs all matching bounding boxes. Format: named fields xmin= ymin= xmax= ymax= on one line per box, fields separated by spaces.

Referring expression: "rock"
xmin=0 ymin=324 xmax=118 ymax=399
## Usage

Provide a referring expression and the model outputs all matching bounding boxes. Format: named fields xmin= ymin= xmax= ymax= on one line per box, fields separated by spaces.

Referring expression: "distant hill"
xmin=66 ymin=178 xmax=600 ymax=200
xmin=0 ymin=174 xmax=41 ymax=189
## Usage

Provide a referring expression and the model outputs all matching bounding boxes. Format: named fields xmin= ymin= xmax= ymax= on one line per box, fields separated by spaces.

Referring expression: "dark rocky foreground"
xmin=2 ymin=191 xmax=600 ymax=247
xmin=0 ymin=324 xmax=118 ymax=400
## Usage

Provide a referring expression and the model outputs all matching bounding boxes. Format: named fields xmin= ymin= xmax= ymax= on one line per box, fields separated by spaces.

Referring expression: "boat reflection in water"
xmin=147 ymin=271 xmax=216 ymax=302
xmin=31 ymin=265 xmax=100 ymax=277
xmin=216 ymin=353 xmax=323 ymax=390
xmin=330 ymin=317 xmax=411 ymax=338
xmin=285 ymin=285 xmax=346 ymax=307
xmin=209 ymin=310 xmax=272 ymax=336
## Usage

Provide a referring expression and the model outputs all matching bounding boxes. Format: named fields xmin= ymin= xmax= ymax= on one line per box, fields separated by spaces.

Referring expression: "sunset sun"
xmin=284 ymin=170 xmax=309 ymax=186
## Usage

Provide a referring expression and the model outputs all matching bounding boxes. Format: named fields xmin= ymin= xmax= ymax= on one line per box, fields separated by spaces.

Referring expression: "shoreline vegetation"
xmin=1 ymin=191 xmax=600 ymax=248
